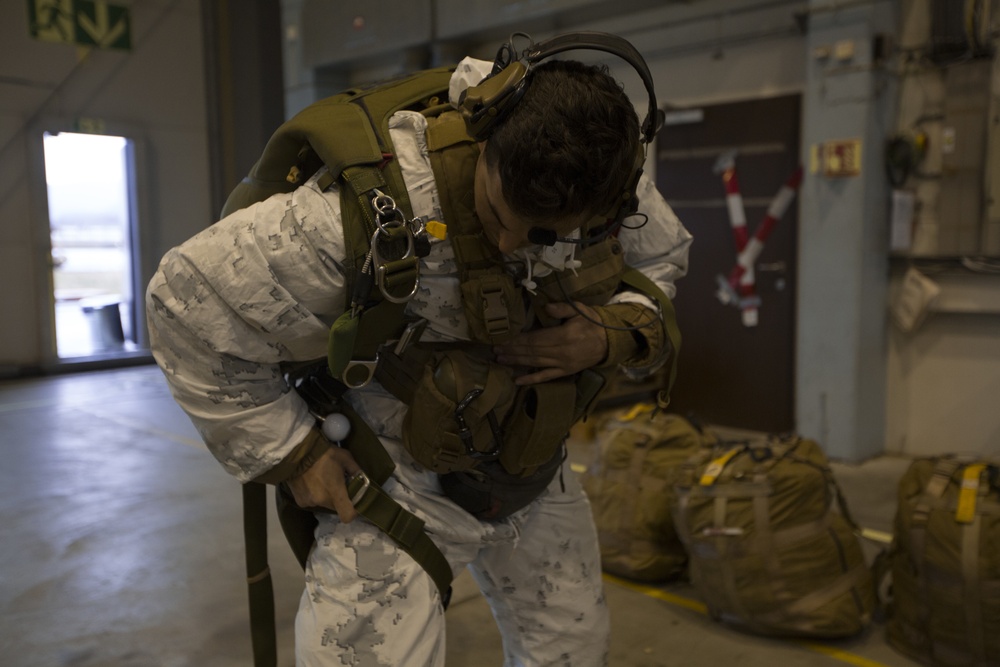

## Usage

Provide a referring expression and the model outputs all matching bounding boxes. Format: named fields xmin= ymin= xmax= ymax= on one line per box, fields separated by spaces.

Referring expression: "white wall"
xmin=0 ymin=0 xmax=212 ymax=372
xmin=886 ymin=270 xmax=1000 ymax=456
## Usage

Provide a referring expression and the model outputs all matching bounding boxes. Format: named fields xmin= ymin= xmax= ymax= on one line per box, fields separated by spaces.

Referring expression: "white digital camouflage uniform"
xmin=147 ymin=58 xmax=692 ymax=667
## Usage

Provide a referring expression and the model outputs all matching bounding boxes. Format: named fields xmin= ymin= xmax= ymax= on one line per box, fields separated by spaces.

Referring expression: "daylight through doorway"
xmin=43 ymin=131 xmax=137 ymax=358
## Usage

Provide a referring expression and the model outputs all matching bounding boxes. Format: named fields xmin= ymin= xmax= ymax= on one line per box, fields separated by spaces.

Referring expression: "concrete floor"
xmin=0 ymin=364 xmax=922 ymax=667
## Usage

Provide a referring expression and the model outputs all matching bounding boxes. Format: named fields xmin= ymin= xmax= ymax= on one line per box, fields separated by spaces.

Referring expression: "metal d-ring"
xmin=371 ymin=189 xmax=405 ymax=234
xmin=370 ymin=227 xmax=419 ymax=304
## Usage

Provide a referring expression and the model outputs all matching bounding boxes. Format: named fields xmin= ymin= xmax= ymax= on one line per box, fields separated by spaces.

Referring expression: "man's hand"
xmin=286 ymin=445 xmax=363 ymax=522
xmin=494 ymin=301 xmax=608 ymax=385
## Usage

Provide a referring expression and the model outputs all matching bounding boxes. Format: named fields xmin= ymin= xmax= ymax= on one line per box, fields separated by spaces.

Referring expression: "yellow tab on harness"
xmin=620 ymin=402 xmax=656 ymax=422
xmin=955 ymin=463 xmax=986 ymax=524
xmin=425 ymin=220 xmax=447 ymax=240
xmin=699 ymin=446 xmax=743 ymax=486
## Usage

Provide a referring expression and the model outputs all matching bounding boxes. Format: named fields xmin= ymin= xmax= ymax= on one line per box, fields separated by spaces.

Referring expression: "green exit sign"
xmin=28 ymin=0 xmax=131 ymax=51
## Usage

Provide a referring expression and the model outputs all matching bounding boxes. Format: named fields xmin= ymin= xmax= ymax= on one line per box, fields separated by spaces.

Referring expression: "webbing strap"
xmin=712 ymin=494 xmax=751 ymax=621
xmin=673 ymin=491 xmax=692 ymax=544
xmin=242 ymin=481 xmax=277 ymax=667
xmin=961 ymin=512 xmax=985 ymax=660
xmin=620 ymin=267 xmax=681 ymax=408
xmin=911 ymin=458 xmax=962 ymax=574
xmin=752 ymin=470 xmax=799 ymax=610
xmin=692 ymin=481 xmax=771 ymax=498
xmin=314 ymin=402 xmax=453 ymax=600
xmin=614 ymin=439 xmax=649 ymax=555
xmin=956 ymin=464 xmax=986 ymax=523
xmin=699 ymin=446 xmax=743 ymax=486
xmin=760 ymin=560 xmax=869 ymax=622
xmin=770 ymin=513 xmax=832 ymax=548
xmin=347 ymin=474 xmax=453 ymax=598
xmin=301 ymin=385 xmax=453 ymax=598
xmin=909 ymin=457 xmax=962 ymax=647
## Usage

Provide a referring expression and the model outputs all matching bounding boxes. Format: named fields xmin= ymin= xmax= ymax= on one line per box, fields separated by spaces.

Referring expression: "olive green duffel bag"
xmin=581 ymin=405 xmax=710 ymax=582
xmin=673 ymin=434 xmax=874 ymax=638
xmin=886 ymin=456 xmax=1000 ymax=667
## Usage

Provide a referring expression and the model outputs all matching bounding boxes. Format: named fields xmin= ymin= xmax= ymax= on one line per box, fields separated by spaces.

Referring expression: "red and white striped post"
xmin=727 ymin=166 xmax=803 ymax=290
xmin=715 ymin=156 xmax=803 ymax=327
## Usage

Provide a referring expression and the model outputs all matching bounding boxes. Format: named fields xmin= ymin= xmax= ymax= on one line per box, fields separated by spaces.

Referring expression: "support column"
xmin=796 ymin=0 xmax=898 ymax=461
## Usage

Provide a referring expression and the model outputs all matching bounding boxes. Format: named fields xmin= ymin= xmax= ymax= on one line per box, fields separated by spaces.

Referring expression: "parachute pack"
xmin=885 ymin=456 xmax=1000 ymax=666
xmin=582 ymin=404 xmax=710 ymax=582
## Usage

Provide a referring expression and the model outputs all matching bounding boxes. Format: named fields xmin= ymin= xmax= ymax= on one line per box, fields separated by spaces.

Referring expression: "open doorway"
xmin=43 ymin=131 xmax=139 ymax=359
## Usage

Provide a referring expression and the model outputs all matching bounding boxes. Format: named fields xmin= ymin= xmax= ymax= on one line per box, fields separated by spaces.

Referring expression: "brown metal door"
xmin=657 ymin=95 xmax=801 ymax=433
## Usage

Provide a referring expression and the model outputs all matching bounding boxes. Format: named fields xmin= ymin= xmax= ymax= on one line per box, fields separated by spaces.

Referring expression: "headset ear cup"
xmin=458 ymin=62 xmax=529 ymax=141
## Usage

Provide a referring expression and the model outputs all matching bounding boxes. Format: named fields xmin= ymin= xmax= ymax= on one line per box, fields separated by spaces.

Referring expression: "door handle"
xmin=757 ymin=261 xmax=786 ymax=273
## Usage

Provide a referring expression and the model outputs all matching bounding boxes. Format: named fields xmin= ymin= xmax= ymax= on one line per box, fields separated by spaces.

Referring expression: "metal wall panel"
xmin=938 ymin=59 xmax=991 ymax=255
xmin=434 ymin=0 xmax=609 ymax=39
xmin=984 ymin=50 xmax=1000 ymax=256
xmin=301 ymin=0 xmax=432 ymax=68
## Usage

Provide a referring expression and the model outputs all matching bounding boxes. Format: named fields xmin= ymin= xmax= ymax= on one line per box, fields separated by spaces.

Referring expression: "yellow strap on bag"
xmin=955 ymin=463 xmax=986 ymax=524
xmin=620 ymin=402 xmax=656 ymax=422
xmin=699 ymin=446 xmax=744 ymax=486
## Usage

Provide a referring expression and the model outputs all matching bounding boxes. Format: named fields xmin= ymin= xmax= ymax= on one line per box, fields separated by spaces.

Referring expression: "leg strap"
xmin=347 ymin=470 xmax=454 ymax=599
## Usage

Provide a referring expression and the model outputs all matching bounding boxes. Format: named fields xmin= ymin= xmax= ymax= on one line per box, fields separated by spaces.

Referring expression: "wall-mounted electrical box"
xmin=810 ymin=139 xmax=862 ymax=177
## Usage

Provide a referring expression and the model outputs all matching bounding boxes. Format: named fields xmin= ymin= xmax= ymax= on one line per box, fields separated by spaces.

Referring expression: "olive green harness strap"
xmin=346 ymin=471 xmax=454 ymax=598
xmin=621 ymin=266 xmax=682 ymax=408
xmin=335 ymin=401 xmax=454 ymax=599
xmin=242 ymin=481 xmax=277 ymax=667
xmin=224 ymin=68 xmax=456 ymax=387
xmin=425 ymin=111 xmax=530 ymax=344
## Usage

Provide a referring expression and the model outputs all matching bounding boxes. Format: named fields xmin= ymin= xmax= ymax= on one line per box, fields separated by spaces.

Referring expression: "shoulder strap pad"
xmin=221 ymin=67 xmax=455 ymax=219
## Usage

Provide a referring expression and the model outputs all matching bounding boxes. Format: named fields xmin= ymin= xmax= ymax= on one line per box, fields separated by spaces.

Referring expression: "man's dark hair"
xmin=481 ymin=59 xmax=641 ymax=227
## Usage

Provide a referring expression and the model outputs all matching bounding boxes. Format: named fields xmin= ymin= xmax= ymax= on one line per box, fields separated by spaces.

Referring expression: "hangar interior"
xmin=1 ymin=0 xmax=998 ymax=665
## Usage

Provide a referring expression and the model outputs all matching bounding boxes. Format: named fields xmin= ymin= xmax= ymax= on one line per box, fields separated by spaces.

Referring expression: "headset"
xmin=458 ymin=31 xmax=665 ymax=247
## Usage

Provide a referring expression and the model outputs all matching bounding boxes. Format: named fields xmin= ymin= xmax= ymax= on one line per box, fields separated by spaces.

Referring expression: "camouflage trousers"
xmin=295 ymin=438 xmax=610 ymax=667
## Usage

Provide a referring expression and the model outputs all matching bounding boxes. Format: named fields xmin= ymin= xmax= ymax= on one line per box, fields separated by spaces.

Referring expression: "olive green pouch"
xmin=402 ymin=349 xmax=518 ymax=473
xmin=500 ymin=381 xmax=577 ymax=475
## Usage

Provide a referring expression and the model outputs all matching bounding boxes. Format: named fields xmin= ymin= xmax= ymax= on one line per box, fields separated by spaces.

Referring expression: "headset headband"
xmin=460 ymin=31 xmax=664 ymax=144
xmin=522 ymin=32 xmax=662 ymax=144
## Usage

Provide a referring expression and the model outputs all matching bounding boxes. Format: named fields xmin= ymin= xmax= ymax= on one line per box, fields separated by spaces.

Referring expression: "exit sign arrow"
xmin=74 ymin=0 xmax=130 ymax=50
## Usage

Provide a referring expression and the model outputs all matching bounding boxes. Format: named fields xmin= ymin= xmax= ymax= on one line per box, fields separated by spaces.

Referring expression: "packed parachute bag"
xmin=672 ymin=433 xmax=875 ymax=638
xmin=581 ymin=404 xmax=711 ymax=582
xmin=884 ymin=456 xmax=1000 ymax=667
